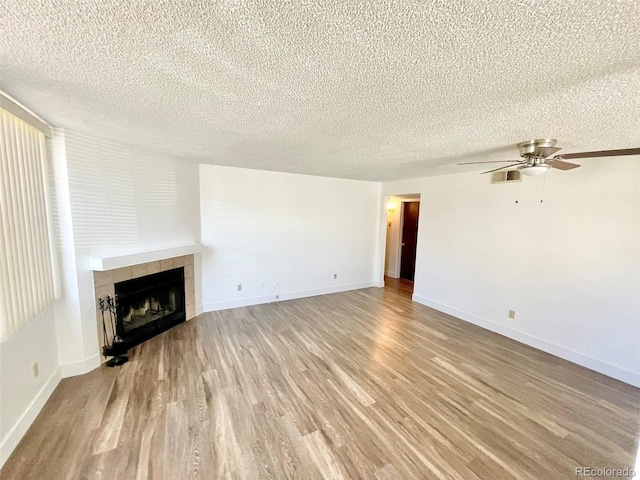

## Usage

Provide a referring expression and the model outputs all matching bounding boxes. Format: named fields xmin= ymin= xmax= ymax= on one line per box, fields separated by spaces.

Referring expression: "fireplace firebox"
xmin=105 ymin=267 xmax=185 ymax=356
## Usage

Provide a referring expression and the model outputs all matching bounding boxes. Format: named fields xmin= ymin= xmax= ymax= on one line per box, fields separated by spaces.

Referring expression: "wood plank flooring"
xmin=2 ymin=280 xmax=639 ymax=479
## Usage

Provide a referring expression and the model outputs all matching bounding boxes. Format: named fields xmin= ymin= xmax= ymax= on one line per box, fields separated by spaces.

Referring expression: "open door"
xmin=400 ymin=201 xmax=420 ymax=281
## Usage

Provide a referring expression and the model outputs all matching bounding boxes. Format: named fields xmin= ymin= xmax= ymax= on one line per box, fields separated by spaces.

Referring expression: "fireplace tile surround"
xmin=93 ymin=254 xmax=195 ymax=362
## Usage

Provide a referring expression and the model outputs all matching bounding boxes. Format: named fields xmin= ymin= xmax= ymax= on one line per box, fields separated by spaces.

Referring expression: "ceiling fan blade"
xmin=558 ymin=147 xmax=640 ymax=160
xmin=533 ymin=146 xmax=562 ymax=157
xmin=547 ymin=159 xmax=581 ymax=171
xmin=480 ymin=163 xmax=525 ymax=174
xmin=458 ymin=160 xmax=521 ymax=165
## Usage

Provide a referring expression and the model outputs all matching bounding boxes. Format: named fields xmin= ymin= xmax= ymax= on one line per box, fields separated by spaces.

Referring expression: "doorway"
xmin=400 ymin=201 xmax=420 ymax=281
xmin=384 ymin=194 xmax=421 ymax=286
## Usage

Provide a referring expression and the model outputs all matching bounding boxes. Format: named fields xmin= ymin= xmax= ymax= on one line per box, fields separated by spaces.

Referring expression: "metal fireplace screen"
xmin=113 ymin=267 xmax=186 ymax=351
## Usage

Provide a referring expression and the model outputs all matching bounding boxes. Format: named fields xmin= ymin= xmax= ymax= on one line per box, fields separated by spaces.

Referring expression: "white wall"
xmin=48 ymin=130 xmax=84 ymax=373
xmin=200 ymin=165 xmax=382 ymax=310
xmin=57 ymin=130 xmax=202 ymax=374
xmin=383 ymin=156 xmax=640 ymax=387
xmin=0 ymin=308 xmax=61 ymax=466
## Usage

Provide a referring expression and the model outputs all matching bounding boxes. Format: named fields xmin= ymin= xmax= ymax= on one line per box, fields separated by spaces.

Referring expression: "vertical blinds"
xmin=0 ymin=108 xmax=55 ymax=342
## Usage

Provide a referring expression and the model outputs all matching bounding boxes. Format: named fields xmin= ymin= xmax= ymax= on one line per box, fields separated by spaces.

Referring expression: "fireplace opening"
xmin=108 ymin=267 xmax=185 ymax=355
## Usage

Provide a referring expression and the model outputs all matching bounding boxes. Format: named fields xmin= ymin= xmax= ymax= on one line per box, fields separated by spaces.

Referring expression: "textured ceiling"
xmin=1 ymin=1 xmax=639 ymax=181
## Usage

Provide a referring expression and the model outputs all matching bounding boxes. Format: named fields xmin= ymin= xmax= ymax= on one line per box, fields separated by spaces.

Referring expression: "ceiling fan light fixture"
xmin=519 ymin=164 xmax=550 ymax=176
xmin=464 ymin=139 xmax=639 ymax=176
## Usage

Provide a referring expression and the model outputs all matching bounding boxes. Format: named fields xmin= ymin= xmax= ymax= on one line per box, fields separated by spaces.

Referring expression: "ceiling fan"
xmin=458 ymin=139 xmax=640 ymax=176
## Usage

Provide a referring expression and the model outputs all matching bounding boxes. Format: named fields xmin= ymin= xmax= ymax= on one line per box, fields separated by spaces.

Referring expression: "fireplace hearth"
xmin=104 ymin=267 xmax=186 ymax=356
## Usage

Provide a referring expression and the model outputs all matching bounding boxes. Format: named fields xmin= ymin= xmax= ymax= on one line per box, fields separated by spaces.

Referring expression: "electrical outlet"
xmin=33 ymin=362 xmax=39 ymax=378
xmin=333 ymin=273 xmax=337 ymax=279
xmin=275 ymin=295 xmax=280 ymax=300
xmin=508 ymin=310 xmax=516 ymax=319
xmin=260 ymin=282 xmax=264 ymax=288
xmin=237 ymin=284 xmax=242 ymax=291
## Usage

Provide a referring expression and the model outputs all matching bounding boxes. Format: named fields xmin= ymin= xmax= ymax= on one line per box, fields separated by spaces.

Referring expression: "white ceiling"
xmin=2 ymin=1 xmax=639 ymax=181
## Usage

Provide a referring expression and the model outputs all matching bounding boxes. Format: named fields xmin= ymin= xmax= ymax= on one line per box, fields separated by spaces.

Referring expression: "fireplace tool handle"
xmin=103 ymin=295 xmax=129 ymax=367
xmin=99 ymin=298 xmax=109 ymax=353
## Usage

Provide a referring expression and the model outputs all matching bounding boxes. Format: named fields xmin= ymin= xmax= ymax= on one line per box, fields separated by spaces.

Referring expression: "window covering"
xmin=0 ymin=108 xmax=55 ymax=342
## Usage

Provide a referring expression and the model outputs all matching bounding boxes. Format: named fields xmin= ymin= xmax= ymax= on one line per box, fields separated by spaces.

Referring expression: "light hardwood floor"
xmin=2 ymin=280 xmax=639 ymax=479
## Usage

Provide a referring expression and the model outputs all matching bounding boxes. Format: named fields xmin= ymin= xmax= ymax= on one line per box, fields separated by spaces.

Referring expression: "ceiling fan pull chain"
xmin=540 ymin=173 xmax=547 ymax=204
xmin=515 ymin=180 xmax=521 ymax=204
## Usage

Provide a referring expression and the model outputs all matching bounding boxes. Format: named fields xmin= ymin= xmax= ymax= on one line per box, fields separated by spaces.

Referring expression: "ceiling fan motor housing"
xmin=517 ymin=139 xmax=557 ymax=157
xmin=460 ymin=138 xmax=638 ymax=175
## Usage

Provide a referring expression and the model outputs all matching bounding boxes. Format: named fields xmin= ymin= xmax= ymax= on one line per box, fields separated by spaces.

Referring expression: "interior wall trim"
xmin=412 ymin=294 xmax=640 ymax=388
xmin=59 ymin=353 xmax=101 ymax=378
xmin=203 ymin=281 xmax=382 ymax=313
xmin=0 ymin=368 xmax=61 ymax=468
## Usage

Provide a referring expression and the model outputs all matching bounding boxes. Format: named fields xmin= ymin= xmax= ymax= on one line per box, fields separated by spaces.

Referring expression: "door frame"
xmin=399 ymin=200 xmax=420 ymax=281
xmin=379 ymin=193 xmax=421 ymax=284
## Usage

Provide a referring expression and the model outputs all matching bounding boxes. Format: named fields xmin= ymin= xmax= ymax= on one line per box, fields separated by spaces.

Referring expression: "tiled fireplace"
xmin=92 ymin=254 xmax=196 ymax=363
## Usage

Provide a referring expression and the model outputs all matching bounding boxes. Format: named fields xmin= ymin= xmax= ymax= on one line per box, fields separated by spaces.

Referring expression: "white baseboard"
xmin=384 ymin=270 xmax=399 ymax=278
xmin=203 ymin=281 xmax=380 ymax=312
xmin=0 ymin=368 xmax=62 ymax=468
xmin=60 ymin=353 xmax=100 ymax=378
xmin=412 ymin=294 xmax=640 ymax=388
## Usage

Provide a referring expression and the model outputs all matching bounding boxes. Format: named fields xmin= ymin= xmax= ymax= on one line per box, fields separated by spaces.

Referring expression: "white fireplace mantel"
xmin=89 ymin=243 xmax=204 ymax=271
